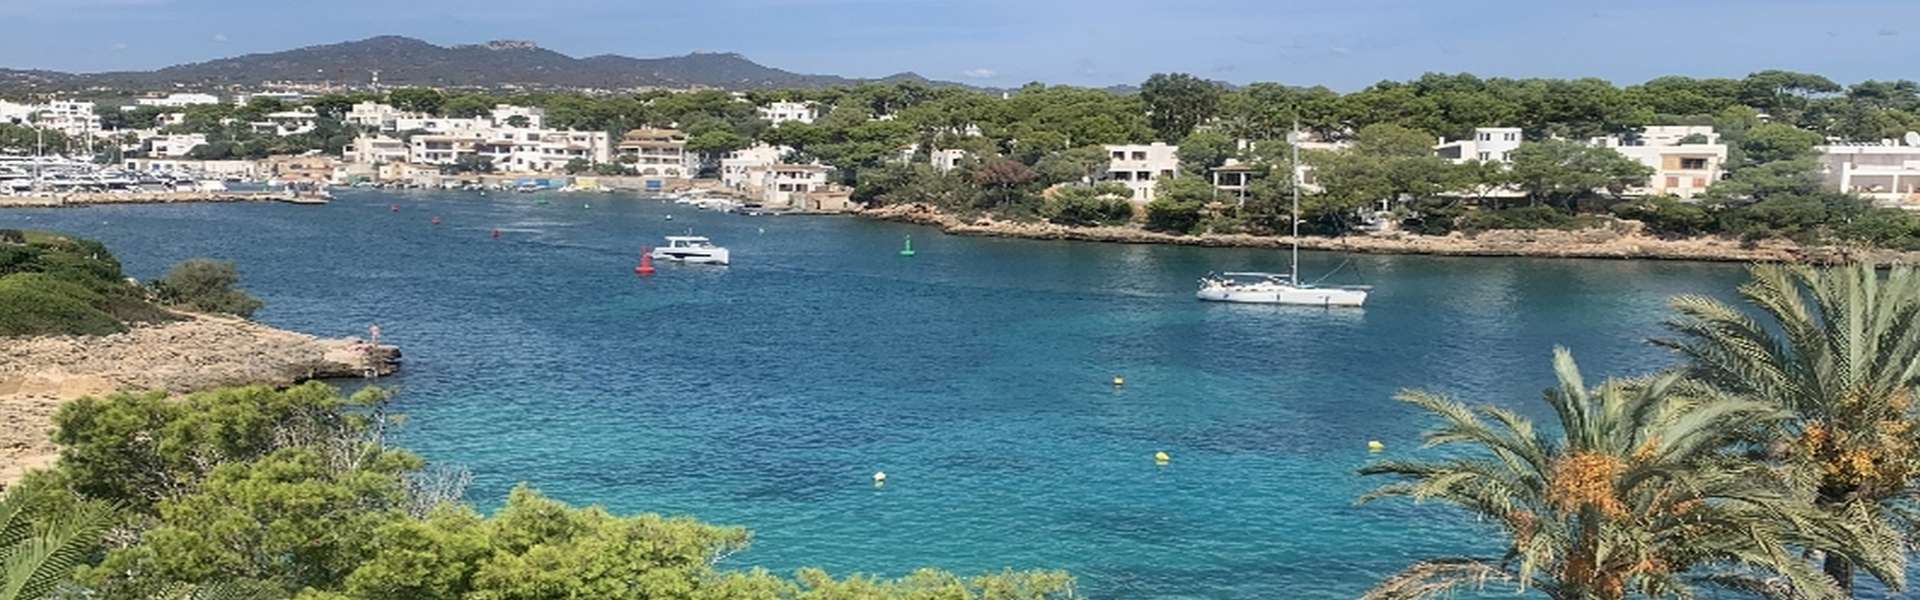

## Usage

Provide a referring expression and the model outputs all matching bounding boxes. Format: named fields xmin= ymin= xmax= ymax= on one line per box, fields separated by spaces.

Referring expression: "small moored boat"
xmin=649 ymin=236 xmax=730 ymax=265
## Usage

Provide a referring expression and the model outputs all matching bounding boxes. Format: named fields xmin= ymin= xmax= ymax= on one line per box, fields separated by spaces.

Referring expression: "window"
xmin=1680 ymin=158 xmax=1708 ymax=170
xmin=1692 ymin=177 xmax=1705 ymax=188
xmin=1478 ymin=132 xmax=1491 ymax=141
xmin=1131 ymin=151 xmax=1147 ymax=160
xmin=1111 ymin=151 xmax=1125 ymax=159
xmin=1504 ymin=133 xmax=1517 ymax=141
xmin=1665 ymin=176 xmax=1679 ymax=188
xmin=1478 ymin=151 xmax=1491 ymax=161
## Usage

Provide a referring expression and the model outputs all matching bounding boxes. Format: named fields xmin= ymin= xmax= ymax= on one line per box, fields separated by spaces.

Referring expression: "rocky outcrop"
xmin=0 ymin=314 xmax=399 ymax=484
xmin=860 ymin=203 xmax=1920 ymax=264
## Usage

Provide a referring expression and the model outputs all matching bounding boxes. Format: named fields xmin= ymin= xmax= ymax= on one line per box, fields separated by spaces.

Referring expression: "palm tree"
xmin=1359 ymin=348 xmax=1886 ymax=600
xmin=0 ymin=491 xmax=113 ymax=600
xmin=1661 ymin=263 xmax=1920 ymax=594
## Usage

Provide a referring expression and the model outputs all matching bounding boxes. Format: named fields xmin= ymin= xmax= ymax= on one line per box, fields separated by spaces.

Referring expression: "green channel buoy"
xmin=899 ymin=235 xmax=916 ymax=257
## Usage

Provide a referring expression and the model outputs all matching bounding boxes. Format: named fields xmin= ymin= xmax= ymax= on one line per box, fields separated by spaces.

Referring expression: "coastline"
xmin=859 ymin=203 xmax=1920 ymax=264
xmin=0 ymin=313 xmax=399 ymax=485
xmin=0 ymin=190 xmax=311 ymax=208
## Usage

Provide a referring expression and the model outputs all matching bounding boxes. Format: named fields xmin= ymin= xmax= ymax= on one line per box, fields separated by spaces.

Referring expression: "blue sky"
xmin=2 ymin=0 xmax=1916 ymax=90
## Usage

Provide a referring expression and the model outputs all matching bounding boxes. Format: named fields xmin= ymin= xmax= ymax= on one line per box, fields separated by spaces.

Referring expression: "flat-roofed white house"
xmin=721 ymin=143 xmax=789 ymax=189
xmin=758 ymin=101 xmax=817 ymax=125
xmin=1436 ymin=127 xmax=1524 ymax=163
xmin=348 ymin=135 xmax=409 ymax=165
xmin=1817 ymin=141 xmax=1920 ymax=207
xmin=930 ymin=148 xmax=971 ymax=172
xmin=346 ymin=102 xmax=413 ymax=130
xmin=135 ymin=93 xmax=220 ymax=108
xmin=1101 ymin=142 xmax=1180 ymax=203
xmin=749 ymin=163 xmax=832 ymax=208
xmin=1591 ymin=126 xmax=1728 ymax=199
xmin=147 ymin=134 xmax=207 ymax=158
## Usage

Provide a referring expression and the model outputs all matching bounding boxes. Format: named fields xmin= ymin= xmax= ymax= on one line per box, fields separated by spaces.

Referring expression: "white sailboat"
xmin=1196 ymin=124 xmax=1371 ymax=307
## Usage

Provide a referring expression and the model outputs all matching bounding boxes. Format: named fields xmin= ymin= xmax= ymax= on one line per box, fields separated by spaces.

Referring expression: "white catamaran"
xmin=1196 ymin=125 xmax=1372 ymax=307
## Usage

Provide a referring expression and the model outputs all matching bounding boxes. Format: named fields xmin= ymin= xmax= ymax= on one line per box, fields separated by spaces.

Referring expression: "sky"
xmin=1 ymin=0 xmax=1917 ymax=90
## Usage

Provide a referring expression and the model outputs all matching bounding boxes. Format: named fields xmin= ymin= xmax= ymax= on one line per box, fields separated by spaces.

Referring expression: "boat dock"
xmin=0 ymin=190 xmax=318 ymax=207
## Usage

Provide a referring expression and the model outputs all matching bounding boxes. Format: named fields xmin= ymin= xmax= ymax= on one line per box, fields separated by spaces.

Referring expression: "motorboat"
xmin=650 ymin=236 xmax=730 ymax=265
xmin=1196 ymin=272 xmax=1369 ymax=306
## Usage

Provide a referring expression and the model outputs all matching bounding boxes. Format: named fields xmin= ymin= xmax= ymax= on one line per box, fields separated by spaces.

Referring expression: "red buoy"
xmin=490 ymin=228 xmax=500 ymax=238
xmin=635 ymin=246 xmax=656 ymax=276
xmin=431 ymin=216 xmax=442 ymax=225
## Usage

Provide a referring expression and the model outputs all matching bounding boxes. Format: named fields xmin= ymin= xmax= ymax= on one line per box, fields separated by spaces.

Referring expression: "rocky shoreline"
xmin=0 ymin=314 xmax=399 ymax=484
xmin=859 ymin=203 xmax=1920 ymax=264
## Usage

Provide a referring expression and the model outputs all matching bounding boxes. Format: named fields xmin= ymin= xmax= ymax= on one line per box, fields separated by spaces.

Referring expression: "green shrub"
xmin=1144 ymin=198 xmax=1205 ymax=234
xmin=1460 ymin=205 xmax=1577 ymax=232
xmin=1610 ymin=196 xmax=1713 ymax=237
xmin=152 ymin=259 xmax=263 ymax=318
xmin=1041 ymin=184 xmax=1135 ymax=226
xmin=0 ymin=273 xmax=125 ymax=336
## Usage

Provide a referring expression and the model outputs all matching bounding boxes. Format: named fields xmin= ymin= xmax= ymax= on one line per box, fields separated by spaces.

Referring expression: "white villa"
xmin=1101 ymin=142 xmax=1180 ymax=203
xmin=1590 ymin=126 xmax=1727 ymax=199
xmin=721 ymin=143 xmax=789 ymax=189
xmin=759 ymin=101 xmax=817 ymax=125
xmin=1817 ymin=141 xmax=1920 ymax=207
xmin=1436 ymin=127 xmax=1524 ymax=163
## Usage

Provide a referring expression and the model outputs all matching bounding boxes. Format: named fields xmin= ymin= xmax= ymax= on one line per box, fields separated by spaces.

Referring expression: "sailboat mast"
xmin=1289 ymin=120 xmax=1300 ymax=284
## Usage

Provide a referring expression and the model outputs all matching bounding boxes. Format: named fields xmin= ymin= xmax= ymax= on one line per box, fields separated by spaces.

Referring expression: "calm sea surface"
xmin=6 ymin=190 xmax=1754 ymax=598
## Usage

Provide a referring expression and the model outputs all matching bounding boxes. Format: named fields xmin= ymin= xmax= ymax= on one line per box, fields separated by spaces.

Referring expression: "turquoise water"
xmin=6 ymin=191 xmax=1751 ymax=598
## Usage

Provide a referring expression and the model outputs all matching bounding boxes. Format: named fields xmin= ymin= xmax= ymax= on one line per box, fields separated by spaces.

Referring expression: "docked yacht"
xmin=650 ymin=236 xmax=730 ymax=265
xmin=1197 ymin=272 xmax=1369 ymax=307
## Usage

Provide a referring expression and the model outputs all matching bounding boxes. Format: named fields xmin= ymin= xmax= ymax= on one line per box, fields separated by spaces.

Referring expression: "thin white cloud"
xmin=961 ymin=68 xmax=997 ymax=79
xmin=212 ymin=33 xmax=228 ymax=42
xmin=110 ymin=42 xmax=128 ymax=51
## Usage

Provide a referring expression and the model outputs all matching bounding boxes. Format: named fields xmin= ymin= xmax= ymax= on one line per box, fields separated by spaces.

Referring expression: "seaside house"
xmin=616 ymin=128 xmax=691 ymax=178
xmin=348 ymin=135 xmax=409 ymax=165
xmin=146 ymin=134 xmax=207 ymax=158
xmin=1210 ymin=159 xmax=1263 ymax=205
xmin=233 ymin=91 xmax=309 ymax=106
xmin=1435 ymin=127 xmax=1523 ymax=164
xmin=1816 ymin=140 xmax=1920 ymax=207
xmin=759 ymin=101 xmax=818 ymax=125
xmin=748 ymin=163 xmax=833 ymax=208
xmin=1590 ymin=126 xmax=1727 ymax=199
xmin=1100 ymin=142 xmax=1181 ymax=203
xmin=721 ymin=143 xmax=789 ymax=189
xmin=406 ymin=128 xmax=610 ymax=174
xmin=490 ymin=105 xmax=546 ymax=129
xmin=134 ymin=93 xmax=220 ymax=108
xmin=393 ymin=115 xmax=492 ymax=134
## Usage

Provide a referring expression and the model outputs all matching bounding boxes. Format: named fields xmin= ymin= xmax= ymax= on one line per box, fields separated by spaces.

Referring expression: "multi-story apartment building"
xmin=616 ymin=128 xmax=690 ymax=178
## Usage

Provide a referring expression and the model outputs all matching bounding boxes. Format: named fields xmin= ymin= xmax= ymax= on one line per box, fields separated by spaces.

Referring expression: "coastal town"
xmin=5 ymin=64 xmax=1920 ymax=250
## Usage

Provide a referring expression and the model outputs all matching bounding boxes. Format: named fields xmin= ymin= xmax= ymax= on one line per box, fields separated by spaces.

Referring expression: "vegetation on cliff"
xmin=0 ymin=231 xmax=262 ymax=336
xmin=11 ymin=383 xmax=1077 ymax=600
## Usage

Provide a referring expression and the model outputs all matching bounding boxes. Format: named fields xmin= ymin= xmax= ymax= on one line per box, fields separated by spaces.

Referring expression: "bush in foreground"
xmin=151 ymin=258 xmax=264 ymax=318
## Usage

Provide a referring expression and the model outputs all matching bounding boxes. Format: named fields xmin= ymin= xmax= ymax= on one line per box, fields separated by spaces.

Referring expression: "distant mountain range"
xmin=0 ymin=36 xmax=952 ymax=91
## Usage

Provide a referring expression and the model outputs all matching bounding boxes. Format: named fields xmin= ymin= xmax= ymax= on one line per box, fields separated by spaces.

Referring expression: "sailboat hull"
xmin=1196 ymin=285 xmax=1368 ymax=307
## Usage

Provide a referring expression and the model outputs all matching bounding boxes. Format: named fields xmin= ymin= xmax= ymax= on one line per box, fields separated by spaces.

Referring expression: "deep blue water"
xmin=5 ymin=191 xmax=1752 ymax=598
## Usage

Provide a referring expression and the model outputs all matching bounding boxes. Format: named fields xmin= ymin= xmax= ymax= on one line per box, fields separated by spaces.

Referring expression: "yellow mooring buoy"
xmin=872 ymin=471 xmax=887 ymax=486
xmin=1112 ymin=375 xmax=1126 ymax=386
xmin=1367 ymin=440 xmax=1385 ymax=452
xmin=1154 ymin=451 xmax=1170 ymax=464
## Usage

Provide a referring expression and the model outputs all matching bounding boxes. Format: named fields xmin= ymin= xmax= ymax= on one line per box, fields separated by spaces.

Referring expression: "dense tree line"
xmin=0 ymin=230 xmax=260 ymax=336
